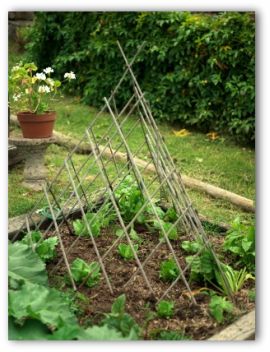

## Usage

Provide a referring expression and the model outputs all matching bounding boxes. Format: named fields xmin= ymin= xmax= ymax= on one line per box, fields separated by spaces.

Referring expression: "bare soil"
xmin=46 ymin=220 xmax=255 ymax=340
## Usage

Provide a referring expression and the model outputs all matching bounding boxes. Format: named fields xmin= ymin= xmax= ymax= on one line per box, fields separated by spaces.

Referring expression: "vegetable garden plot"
xmin=10 ymin=42 xmax=255 ymax=340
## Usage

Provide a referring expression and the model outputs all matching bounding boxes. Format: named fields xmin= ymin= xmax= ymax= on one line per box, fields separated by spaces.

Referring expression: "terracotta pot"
xmin=17 ymin=111 xmax=56 ymax=139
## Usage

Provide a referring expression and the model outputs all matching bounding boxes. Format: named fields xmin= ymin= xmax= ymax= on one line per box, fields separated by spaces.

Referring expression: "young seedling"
xmin=115 ymin=227 xmax=143 ymax=244
xmin=152 ymin=220 xmax=178 ymax=240
xmin=156 ymin=300 xmax=174 ymax=318
xmin=73 ymin=212 xmax=101 ymax=237
xmin=70 ymin=258 xmax=101 ymax=288
xmin=159 ymin=258 xmax=180 ymax=282
xmin=118 ymin=243 xmax=139 ymax=260
xmin=21 ymin=231 xmax=58 ymax=262
xmin=114 ymin=175 xmax=145 ymax=222
xmin=102 ymin=294 xmax=141 ymax=339
xmin=209 ymin=295 xmax=234 ymax=323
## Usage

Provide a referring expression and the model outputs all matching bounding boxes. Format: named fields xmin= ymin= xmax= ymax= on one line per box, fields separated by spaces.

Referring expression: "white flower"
xmin=43 ymin=67 xmax=54 ymax=74
xmin=64 ymin=71 xmax=76 ymax=80
xmin=35 ymin=72 xmax=46 ymax=81
xmin=13 ymin=93 xmax=21 ymax=101
xmin=11 ymin=65 xmax=21 ymax=72
xmin=46 ymin=78 xmax=55 ymax=87
xmin=25 ymin=88 xmax=29 ymax=94
xmin=38 ymin=85 xmax=51 ymax=94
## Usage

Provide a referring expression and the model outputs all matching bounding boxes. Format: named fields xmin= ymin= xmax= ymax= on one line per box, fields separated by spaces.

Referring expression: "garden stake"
xmin=43 ymin=185 xmax=77 ymax=291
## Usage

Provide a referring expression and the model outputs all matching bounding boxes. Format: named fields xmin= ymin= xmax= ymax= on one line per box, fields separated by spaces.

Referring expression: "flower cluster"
xmin=9 ymin=63 xmax=76 ymax=114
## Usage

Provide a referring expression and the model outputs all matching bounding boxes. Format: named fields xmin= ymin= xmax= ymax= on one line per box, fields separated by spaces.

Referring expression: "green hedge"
xmin=25 ymin=12 xmax=255 ymax=144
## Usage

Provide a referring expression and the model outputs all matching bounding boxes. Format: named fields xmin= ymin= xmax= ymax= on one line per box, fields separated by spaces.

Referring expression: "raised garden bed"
xmin=9 ymin=207 xmax=255 ymax=341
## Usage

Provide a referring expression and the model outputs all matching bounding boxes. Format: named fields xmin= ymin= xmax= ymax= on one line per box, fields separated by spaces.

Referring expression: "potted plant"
xmin=8 ymin=62 xmax=76 ymax=138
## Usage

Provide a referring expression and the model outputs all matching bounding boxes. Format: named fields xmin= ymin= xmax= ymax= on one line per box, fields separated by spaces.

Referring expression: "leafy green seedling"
xmin=163 ymin=207 xmax=178 ymax=222
xmin=97 ymin=203 xmax=116 ymax=227
xmin=156 ymin=300 xmax=174 ymax=318
xmin=185 ymin=249 xmax=216 ymax=283
xmin=71 ymin=258 xmax=101 ymax=287
xmin=145 ymin=204 xmax=165 ymax=219
xmin=209 ymin=295 xmax=234 ymax=323
xmin=181 ymin=240 xmax=203 ymax=253
xmin=102 ymin=294 xmax=141 ymax=339
xmin=118 ymin=243 xmax=139 ymax=260
xmin=73 ymin=212 xmax=101 ymax=237
xmin=35 ymin=237 xmax=59 ymax=261
xmin=114 ymin=176 xmax=145 ymax=222
xmin=115 ymin=228 xmax=143 ymax=244
xmin=152 ymin=219 xmax=178 ymax=240
xmin=159 ymin=258 xmax=179 ymax=281
xmin=21 ymin=231 xmax=58 ymax=262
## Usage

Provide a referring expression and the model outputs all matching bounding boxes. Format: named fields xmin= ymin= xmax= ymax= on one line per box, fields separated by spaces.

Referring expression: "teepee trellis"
xmin=13 ymin=41 xmax=232 ymax=302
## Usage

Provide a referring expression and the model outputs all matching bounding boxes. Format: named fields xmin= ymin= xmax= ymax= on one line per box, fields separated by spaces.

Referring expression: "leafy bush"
xmin=24 ymin=12 xmax=255 ymax=144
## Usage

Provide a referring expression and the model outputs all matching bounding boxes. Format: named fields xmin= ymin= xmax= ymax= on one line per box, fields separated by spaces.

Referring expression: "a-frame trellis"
xmin=13 ymin=42 xmax=231 ymax=303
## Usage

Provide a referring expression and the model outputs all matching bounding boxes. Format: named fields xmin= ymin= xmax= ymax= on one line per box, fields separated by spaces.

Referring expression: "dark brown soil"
xmin=46 ymin=220 xmax=255 ymax=340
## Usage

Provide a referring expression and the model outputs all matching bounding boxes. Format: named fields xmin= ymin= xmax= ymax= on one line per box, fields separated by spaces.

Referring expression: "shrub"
xmin=24 ymin=12 xmax=255 ymax=144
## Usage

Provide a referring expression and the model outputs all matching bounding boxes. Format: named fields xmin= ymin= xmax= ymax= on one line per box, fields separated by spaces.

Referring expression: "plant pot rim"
xmin=17 ymin=111 xmax=56 ymax=116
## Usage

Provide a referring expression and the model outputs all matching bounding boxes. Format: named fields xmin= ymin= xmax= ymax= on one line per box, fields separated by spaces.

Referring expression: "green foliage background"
xmin=25 ymin=12 xmax=255 ymax=144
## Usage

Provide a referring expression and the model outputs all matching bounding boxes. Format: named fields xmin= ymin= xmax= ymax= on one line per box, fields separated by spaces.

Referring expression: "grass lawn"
xmin=9 ymin=95 xmax=255 ymax=226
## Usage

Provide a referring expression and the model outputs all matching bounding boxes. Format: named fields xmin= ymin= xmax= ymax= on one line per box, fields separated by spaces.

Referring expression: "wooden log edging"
xmin=208 ymin=310 xmax=255 ymax=341
xmin=10 ymin=115 xmax=255 ymax=213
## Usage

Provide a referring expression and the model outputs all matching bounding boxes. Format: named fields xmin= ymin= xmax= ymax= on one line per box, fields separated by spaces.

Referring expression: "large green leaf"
xmin=77 ymin=325 xmax=125 ymax=340
xmin=8 ymin=242 xmax=48 ymax=287
xmin=9 ymin=318 xmax=51 ymax=340
xmin=9 ymin=283 xmax=77 ymax=330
